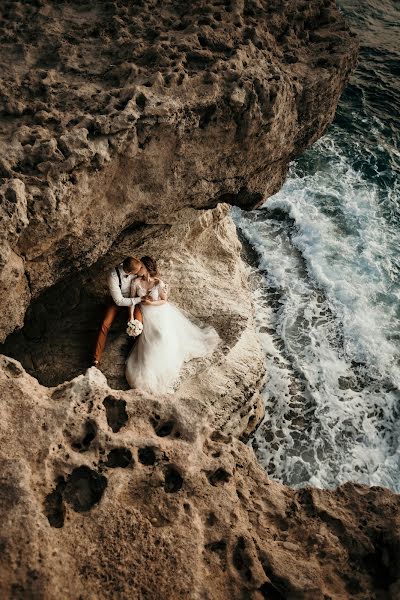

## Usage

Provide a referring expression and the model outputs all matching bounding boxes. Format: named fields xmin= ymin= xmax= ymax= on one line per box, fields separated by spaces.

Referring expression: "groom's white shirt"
xmin=108 ymin=263 xmax=142 ymax=307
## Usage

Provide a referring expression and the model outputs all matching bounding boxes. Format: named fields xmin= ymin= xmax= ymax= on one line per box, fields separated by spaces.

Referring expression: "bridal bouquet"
xmin=126 ymin=319 xmax=143 ymax=337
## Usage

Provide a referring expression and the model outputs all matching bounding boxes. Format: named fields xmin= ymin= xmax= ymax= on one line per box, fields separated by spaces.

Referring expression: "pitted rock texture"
xmin=0 ymin=358 xmax=399 ymax=600
xmin=0 ymin=5 xmax=374 ymax=599
xmin=0 ymin=0 xmax=358 ymax=339
xmin=1 ymin=204 xmax=266 ymax=438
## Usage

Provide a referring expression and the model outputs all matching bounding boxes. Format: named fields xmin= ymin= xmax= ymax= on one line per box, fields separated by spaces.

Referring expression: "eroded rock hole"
xmin=45 ymin=467 xmax=106 ymax=526
xmin=106 ymin=447 xmax=133 ymax=468
xmin=0 ymin=275 xmax=98 ymax=386
xmin=363 ymin=533 xmax=399 ymax=590
xmin=103 ymin=396 xmax=128 ymax=433
xmin=138 ymin=446 xmax=156 ymax=465
xmin=205 ymin=539 xmax=226 ymax=556
xmin=0 ymin=258 xmax=142 ymax=389
xmin=210 ymin=430 xmax=231 ymax=444
xmin=44 ymin=479 xmax=66 ymax=528
xmin=71 ymin=420 xmax=97 ymax=452
xmin=205 ymin=539 xmax=227 ymax=568
xmin=233 ymin=536 xmax=253 ymax=582
xmin=198 ymin=104 xmax=217 ymax=128
xmin=207 ymin=511 xmax=218 ymax=526
xmin=63 ymin=466 xmax=107 ymax=512
xmin=153 ymin=419 xmax=175 ymax=437
xmin=260 ymin=554 xmax=288 ymax=598
xmin=164 ymin=465 xmax=183 ymax=493
xmin=136 ymin=92 xmax=147 ymax=110
xmin=258 ymin=581 xmax=286 ymax=600
xmin=207 ymin=467 xmax=231 ymax=486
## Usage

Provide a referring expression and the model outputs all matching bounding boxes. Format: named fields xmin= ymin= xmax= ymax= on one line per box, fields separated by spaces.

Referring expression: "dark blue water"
xmin=233 ymin=1 xmax=400 ymax=491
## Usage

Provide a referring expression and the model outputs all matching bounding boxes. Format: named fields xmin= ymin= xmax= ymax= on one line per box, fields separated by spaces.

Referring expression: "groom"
xmin=92 ymin=256 xmax=145 ymax=366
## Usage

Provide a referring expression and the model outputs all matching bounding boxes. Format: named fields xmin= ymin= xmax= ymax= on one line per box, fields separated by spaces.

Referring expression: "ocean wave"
xmin=232 ymin=0 xmax=400 ymax=492
xmin=232 ymin=132 xmax=400 ymax=491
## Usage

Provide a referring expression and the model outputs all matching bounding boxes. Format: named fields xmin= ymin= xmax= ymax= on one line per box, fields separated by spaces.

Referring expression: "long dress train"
xmin=125 ymin=279 xmax=219 ymax=394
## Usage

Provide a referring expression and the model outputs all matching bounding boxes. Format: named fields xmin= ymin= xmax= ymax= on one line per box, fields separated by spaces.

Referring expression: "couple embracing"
xmin=93 ymin=256 xmax=220 ymax=394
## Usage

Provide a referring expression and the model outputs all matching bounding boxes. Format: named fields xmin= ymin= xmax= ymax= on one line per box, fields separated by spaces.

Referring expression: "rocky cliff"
xmin=1 ymin=359 xmax=399 ymax=599
xmin=2 ymin=2 xmax=397 ymax=600
xmin=0 ymin=0 xmax=357 ymax=340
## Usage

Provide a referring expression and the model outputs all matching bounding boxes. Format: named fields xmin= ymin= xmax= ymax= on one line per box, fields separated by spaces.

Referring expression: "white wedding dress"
xmin=125 ymin=279 xmax=220 ymax=394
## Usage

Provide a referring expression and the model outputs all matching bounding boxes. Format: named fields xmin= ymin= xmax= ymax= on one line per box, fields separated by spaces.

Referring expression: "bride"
xmin=125 ymin=256 xmax=220 ymax=394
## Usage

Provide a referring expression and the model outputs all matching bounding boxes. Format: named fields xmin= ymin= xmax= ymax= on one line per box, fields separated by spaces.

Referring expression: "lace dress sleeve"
xmin=157 ymin=279 xmax=169 ymax=299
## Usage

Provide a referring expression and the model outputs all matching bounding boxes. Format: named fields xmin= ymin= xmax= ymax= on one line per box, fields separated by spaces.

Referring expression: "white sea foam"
xmin=232 ymin=135 xmax=400 ymax=491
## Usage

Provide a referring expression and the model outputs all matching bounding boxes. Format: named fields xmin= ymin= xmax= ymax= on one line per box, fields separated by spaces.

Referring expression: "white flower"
xmin=126 ymin=319 xmax=144 ymax=337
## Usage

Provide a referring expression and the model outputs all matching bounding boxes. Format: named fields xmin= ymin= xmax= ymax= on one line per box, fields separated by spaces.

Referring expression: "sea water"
xmin=232 ymin=0 xmax=400 ymax=491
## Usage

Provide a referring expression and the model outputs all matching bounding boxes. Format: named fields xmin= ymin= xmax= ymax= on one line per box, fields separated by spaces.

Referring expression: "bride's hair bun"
xmin=140 ymin=255 xmax=158 ymax=277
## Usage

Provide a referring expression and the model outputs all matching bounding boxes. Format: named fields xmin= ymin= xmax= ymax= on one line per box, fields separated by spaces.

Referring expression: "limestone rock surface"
xmin=0 ymin=357 xmax=399 ymax=600
xmin=0 ymin=0 xmax=358 ymax=339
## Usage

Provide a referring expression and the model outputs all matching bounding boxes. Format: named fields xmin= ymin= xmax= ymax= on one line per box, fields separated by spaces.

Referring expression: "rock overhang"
xmin=0 ymin=0 xmax=358 ymax=340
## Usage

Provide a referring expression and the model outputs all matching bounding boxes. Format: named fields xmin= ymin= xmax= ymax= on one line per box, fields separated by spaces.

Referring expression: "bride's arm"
xmin=142 ymin=299 xmax=167 ymax=306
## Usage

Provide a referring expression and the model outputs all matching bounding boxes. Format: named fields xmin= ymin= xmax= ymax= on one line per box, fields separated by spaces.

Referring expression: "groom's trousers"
xmin=93 ymin=300 xmax=143 ymax=364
